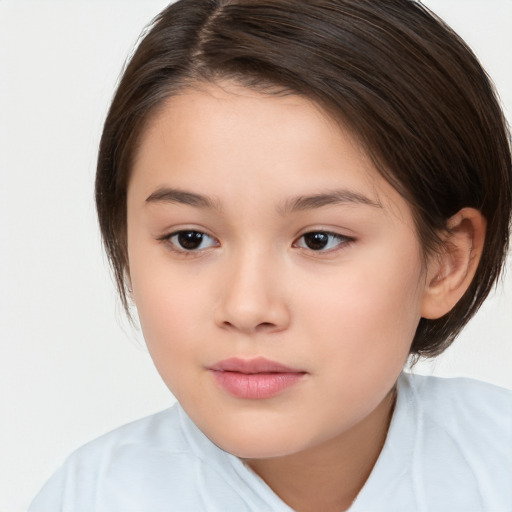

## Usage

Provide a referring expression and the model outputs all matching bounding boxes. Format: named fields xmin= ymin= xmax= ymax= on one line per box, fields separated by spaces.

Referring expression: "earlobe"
xmin=421 ymin=208 xmax=486 ymax=320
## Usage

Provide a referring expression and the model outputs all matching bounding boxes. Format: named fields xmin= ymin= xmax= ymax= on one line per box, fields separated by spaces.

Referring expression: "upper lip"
xmin=208 ymin=357 xmax=305 ymax=374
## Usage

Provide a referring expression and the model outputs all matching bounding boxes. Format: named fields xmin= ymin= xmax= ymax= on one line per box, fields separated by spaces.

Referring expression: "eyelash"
xmin=159 ymin=230 xmax=219 ymax=256
xmin=293 ymin=231 xmax=354 ymax=253
xmin=159 ymin=229 xmax=354 ymax=256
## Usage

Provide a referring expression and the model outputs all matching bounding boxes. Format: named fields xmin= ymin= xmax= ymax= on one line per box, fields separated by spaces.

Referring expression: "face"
xmin=127 ymin=81 xmax=428 ymax=458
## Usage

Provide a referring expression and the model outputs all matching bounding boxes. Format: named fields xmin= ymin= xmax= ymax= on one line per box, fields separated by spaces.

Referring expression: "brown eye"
xmin=167 ymin=230 xmax=217 ymax=251
xmin=303 ymin=232 xmax=329 ymax=250
xmin=295 ymin=231 xmax=352 ymax=252
xmin=177 ymin=231 xmax=204 ymax=249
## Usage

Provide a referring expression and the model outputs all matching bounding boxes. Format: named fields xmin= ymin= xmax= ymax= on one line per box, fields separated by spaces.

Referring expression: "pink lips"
xmin=208 ymin=357 xmax=306 ymax=399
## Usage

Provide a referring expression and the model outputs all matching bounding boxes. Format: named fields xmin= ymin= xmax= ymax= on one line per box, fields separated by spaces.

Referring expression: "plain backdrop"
xmin=1 ymin=1 xmax=511 ymax=511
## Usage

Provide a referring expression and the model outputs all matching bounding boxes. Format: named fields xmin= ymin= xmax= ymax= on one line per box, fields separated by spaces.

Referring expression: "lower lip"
xmin=210 ymin=371 xmax=305 ymax=399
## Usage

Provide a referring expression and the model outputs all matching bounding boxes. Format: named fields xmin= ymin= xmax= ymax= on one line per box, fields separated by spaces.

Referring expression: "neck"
xmin=244 ymin=388 xmax=396 ymax=512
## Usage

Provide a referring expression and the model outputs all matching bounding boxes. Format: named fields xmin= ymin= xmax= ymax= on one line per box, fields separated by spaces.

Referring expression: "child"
xmin=30 ymin=0 xmax=512 ymax=510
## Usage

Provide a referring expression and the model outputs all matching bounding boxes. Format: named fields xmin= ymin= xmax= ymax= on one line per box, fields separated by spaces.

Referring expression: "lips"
xmin=208 ymin=357 xmax=306 ymax=399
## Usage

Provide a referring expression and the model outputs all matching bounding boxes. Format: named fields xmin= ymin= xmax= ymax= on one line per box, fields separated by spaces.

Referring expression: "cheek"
xmin=129 ymin=253 xmax=210 ymax=380
xmin=133 ymin=282 xmax=209 ymax=403
xmin=299 ymin=249 xmax=424 ymax=371
xmin=291 ymin=253 xmax=424 ymax=432
xmin=135 ymin=279 xmax=205 ymax=341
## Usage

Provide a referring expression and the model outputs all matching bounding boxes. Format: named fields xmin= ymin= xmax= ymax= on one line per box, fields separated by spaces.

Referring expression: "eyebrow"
xmin=145 ymin=187 xmax=221 ymax=210
xmin=278 ymin=189 xmax=382 ymax=215
xmin=145 ymin=187 xmax=381 ymax=213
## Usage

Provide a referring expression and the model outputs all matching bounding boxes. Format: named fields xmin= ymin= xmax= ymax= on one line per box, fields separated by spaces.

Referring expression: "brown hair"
xmin=96 ymin=0 xmax=511 ymax=357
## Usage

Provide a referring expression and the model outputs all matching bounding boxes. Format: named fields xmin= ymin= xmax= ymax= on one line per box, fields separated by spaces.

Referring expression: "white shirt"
xmin=29 ymin=373 xmax=512 ymax=511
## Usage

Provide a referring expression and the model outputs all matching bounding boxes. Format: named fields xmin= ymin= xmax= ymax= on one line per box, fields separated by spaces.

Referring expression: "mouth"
xmin=207 ymin=357 xmax=307 ymax=399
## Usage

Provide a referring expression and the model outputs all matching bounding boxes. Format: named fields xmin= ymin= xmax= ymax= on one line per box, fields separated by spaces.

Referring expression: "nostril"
xmin=220 ymin=320 xmax=277 ymax=333
xmin=256 ymin=322 xmax=278 ymax=332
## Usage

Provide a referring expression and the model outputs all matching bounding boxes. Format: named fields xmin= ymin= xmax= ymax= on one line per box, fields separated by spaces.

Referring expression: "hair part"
xmin=96 ymin=0 xmax=512 ymax=357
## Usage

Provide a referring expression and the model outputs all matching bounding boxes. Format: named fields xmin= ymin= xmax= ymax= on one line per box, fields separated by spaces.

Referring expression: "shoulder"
xmin=59 ymin=405 xmax=193 ymax=476
xmin=29 ymin=404 xmax=287 ymax=512
xmin=68 ymin=404 xmax=187 ymax=457
xmin=403 ymin=372 xmax=512 ymax=431
xmin=351 ymin=375 xmax=512 ymax=512
xmin=403 ymin=373 xmax=512 ymax=509
xmin=29 ymin=405 xmax=204 ymax=511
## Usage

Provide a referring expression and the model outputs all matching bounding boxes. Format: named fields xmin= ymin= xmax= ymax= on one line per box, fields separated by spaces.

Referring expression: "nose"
xmin=214 ymin=249 xmax=291 ymax=335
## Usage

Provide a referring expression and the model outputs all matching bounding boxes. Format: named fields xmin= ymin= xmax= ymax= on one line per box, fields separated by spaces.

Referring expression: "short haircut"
xmin=96 ymin=0 xmax=512 ymax=358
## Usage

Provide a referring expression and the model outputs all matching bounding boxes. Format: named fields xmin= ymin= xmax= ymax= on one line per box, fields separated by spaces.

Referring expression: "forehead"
xmin=129 ymin=81 xmax=408 ymax=220
xmin=134 ymin=81 xmax=362 ymax=168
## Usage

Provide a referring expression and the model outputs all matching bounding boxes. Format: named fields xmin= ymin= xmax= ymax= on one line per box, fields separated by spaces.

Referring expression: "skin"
xmin=126 ymin=81 xmax=483 ymax=511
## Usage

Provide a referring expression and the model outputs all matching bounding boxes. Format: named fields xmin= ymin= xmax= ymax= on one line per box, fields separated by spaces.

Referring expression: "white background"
xmin=0 ymin=1 xmax=511 ymax=511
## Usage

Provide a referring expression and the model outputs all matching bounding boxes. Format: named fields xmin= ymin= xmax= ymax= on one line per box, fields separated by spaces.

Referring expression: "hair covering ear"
xmin=421 ymin=208 xmax=486 ymax=320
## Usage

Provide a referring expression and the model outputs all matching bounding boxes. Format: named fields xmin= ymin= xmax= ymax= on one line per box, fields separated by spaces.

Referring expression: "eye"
xmin=166 ymin=230 xmax=218 ymax=251
xmin=294 ymin=231 xmax=352 ymax=252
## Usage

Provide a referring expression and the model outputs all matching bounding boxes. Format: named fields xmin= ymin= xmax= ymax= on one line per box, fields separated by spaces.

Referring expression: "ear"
xmin=421 ymin=208 xmax=486 ymax=319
